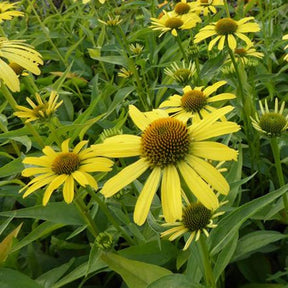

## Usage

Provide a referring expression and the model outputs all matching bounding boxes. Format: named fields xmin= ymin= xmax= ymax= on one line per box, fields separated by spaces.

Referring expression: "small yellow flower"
xmin=191 ymin=0 xmax=224 ymax=16
xmin=98 ymin=15 xmax=122 ymax=26
xmin=117 ymin=67 xmax=133 ymax=78
xmin=172 ymin=0 xmax=196 ymax=17
xmin=14 ymin=91 xmax=63 ymax=123
xmin=0 ymin=37 xmax=43 ymax=92
xmin=283 ymin=34 xmax=288 ymax=62
xmin=251 ymin=98 xmax=288 ymax=137
xmin=20 ymin=139 xmax=113 ymax=205
xmin=160 ymin=81 xmax=236 ymax=123
xmin=150 ymin=11 xmax=201 ymax=37
xmin=0 ymin=1 xmax=24 ymax=23
xmin=129 ymin=43 xmax=144 ymax=55
xmin=164 ymin=61 xmax=195 ymax=85
xmin=194 ymin=17 xmax=260 ymax=51
xmin=92 ymin=105 xmax=239 ymax=225
xmin=161 ymin=200 xmax=224 ymax=250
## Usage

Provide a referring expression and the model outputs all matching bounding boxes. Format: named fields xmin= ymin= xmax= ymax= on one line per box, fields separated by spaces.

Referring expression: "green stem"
xmin=86 ymin=187 xmax=135 ymax=246
xmin=74 ymin=195 xmax=100 ymax=238
xmin=270 ymin=137 xmax=288 ymax=216
xmin=176 ymin=35 xmax=189 ymax=63
xmin=47 ymin=120 xmax=62 ymax=146
xmin=198 ymin=235 xmax=217 ymax=288
xmin=0 ymin=83 xmax=45 ymax=148
xmin=223 ymin=0 xmax=230 ymax=18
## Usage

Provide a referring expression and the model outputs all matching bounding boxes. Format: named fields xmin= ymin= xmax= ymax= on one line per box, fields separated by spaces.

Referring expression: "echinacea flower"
xmin=150 ymin=10 xmax=201 ymax=37
xmin=191 ymin=0 xmax=224 ymax=16
xmin=164 ymin=61 xmax=195 ymax=85
xmin=251 ymin=98 xmax=288 ymax=137
xmin=20 ymin=139 xmax=113 ymax=205
xmin=98 ymin=15 xmax=122 ymax=26
xmin=194 ymin=17 xmax=260 ymax=51
xmin=0 ymin=1 xmax=23 ymax=23
xmin=160 ymin=81 xmax=236 ymax=123
xmin=0 ymin=37 xmax=43 ymax=92
xmin=283 ymin=34 xmax=288 ymax=62
xmin=92 ymin=105 xmax=240 ymax=225
xmin=14 ymin=91 xmax=63 ymax=123
xmin=161 ymin=201 xmax=224 ymax=250
xmin=172 ymin=0 xmax=196 ymax=17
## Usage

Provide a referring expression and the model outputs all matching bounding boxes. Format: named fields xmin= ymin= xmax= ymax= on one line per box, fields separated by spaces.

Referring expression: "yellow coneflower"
xmin=14 ymin=91 xmax=63 ymax=123
xmin=0 ymin=38 xmax=43 ymax=92
xmin=251 ymin=98 xmax=288 ymax=137
xmin=160 ymin=81 xmax=236 ymax=123
xmin=98 ymin=15 xmax=122 ymax=26
xmin=164 ymin=61 xmax=195 ymax=85
xmin=194 ymin=17 xmax=260 ymax=51
xmin=150 ymin=10 xmax=201 ymax=37
xmin=117 ymin=67 xmax=133 ymax=78
xmin=191 ymin=0 xmax=224 ymax=16
xmin=92 ymin=105 xmax=240 ymax=225
xmin=20 ymin=139 xmax=113 ymax=205
xmin=0 ymin=1 xmax=23 ymax=23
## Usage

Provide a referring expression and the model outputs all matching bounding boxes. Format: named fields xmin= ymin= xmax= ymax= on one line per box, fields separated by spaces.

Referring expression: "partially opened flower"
xmin=194 ymin=17 xmax=260 ymax=51
xmin=160 ymin=81 xmax=236 ymax=123
xmin=20 ymin=139 xmax=113 ymax=205
xmin=283 ymin=34 xmax=288 ymax=61
xmin=0 ymin=1 xmax=24 ymax=23
xmin=92 ymin=105 xmax=239 ymax=225
xmin=150 ymin=11 xmax=201 ymax=37
xmin=14 ymin=91 xmax=63 ymax=123
xmin=161 ymin=201 xmax=224 ymax=250
xmin=164 ymin=61 xmax=195 ymax=85
xmin=0 ymin=37 xmax=43 ymax=92
xmin=251 ymin=98 xmax=288 ymax=137
xmin=191 ymin=0 xmax=224 ymax=16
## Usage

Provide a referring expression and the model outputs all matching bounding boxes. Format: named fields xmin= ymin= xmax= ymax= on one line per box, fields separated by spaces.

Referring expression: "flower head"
xmin=129 ymin=43 xmax=144 ymax=55
xmin=194 ymin=17 xmax=260 ymax=51
xmin=161 ymin=201 xmax=224 ymax=250
xmin=20 ymin=139 xmax=113 ymax=205
xmin=92 ymin=105 xmax=239 ymax=226
xmin=118 ymin=67 xmax=133 ymax=78
xmin=98 ymin=15 xmax=122 ymax=26
xmin=150 ymin=11 xmax=201 ymax=37
xmin=14 ymin=91 xmax=63 ymax=123
xmin=0 ymin=37 xmax=43 ymax=92
xmin=251 ymin=98 xmax=288 ymax=137
xmin=172 ymin=0 xmax=195 ymax=16
xmin=191 ymin=0 xmax=224 ymax=16
xmin=164 ymin=61 xmax=195 ymax=85
xmin=160 ymin=81 xmax=236 ymax=123
xmin=0 ymin=1 xmax=24 ymax=23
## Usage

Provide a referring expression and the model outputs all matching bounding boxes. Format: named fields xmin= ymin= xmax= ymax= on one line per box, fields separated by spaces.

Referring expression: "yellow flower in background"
xmin=283 ymin=34 xmax=288 ymax=61
xmin=0 ymin=1 xmax=24 ymax=23
xmin=191 ymin=0 xmax=224 ymax=16
xmin=164 ymin=61 xmax=195 ymax=85
xmin=171 ymin=0 xmax=196 ymax=17
xmin=73 ymin=0 xmax=104 ymax=4
xmin=14 ymin=91 xmax=63 ymax=123
xmin=20 ymin=139 xmax=114 ymax=205
xmin=92 ymin=105 xmax=239 ymax=226
xmin=150 ymin=10 xmax=201 ymax=37
xmin=251 ymin=98 xmax=288 ymax=137
xmin=0 ymin=38 xmax=43 ymax=92
xmin=160 ymin=80 xmax=236 ymax=123
xmin=161 ymin=200 xmax=224 ymax=250
xmin=194 ymin=17 xmax=260 ymax=51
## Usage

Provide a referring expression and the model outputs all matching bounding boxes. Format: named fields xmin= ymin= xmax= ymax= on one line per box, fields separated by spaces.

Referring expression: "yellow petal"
xmin=129 ymin=105 xmax=151 ymax=131
xmin=61 ymin=139 xmax=70 ymax=152
xmin=133 ymin=167 xmax=161 ymax=226
xmin=101 ymin=158 xmax=149 ymax=197
xmin=63 ymin=175 xmax=74 ymax=204
xmin=72 ymin=170 xmax=89 ymax=186
xmin=178 ymin=161 xmax=219 ymax=210
xmin=227 ymin=34 xmax=237 ymax=50
xmin=203 ymin=81 xmax=226 ymax=97
xmin=0 ymin=58 xmax=19 ymax=92
xmin=161 ymin=165 xmax=182 ymax=223
xmin=22 ymin=167 xmax=51 ymax=177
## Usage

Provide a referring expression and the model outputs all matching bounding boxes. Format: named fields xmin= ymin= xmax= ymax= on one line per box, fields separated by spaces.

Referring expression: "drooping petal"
xmin=129 ymin=105 xmax=152 ymax=131
xmin=63 ymin=175 xmax=74 ymax=204
xmin=133 ymin=167 xmax=161 ymax=226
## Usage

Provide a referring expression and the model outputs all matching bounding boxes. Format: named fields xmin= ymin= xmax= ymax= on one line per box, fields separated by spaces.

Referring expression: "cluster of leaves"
xmin=1 ymin=0 xmax=288 ymax=287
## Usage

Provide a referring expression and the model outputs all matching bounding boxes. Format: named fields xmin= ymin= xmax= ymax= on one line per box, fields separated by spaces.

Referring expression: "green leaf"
xmin=0 ymin=268 xmax=42 ymax=288
xmin=231 ymin=231 xmax=288 ymax=262
xmin=89 ymin=55 xmax=128 ymax=66
xmin=101 ymin=252 xmax=172 ymax=288
xmin=0 ymin=203 xmax=85 ymax=226
xmin=199 ymin=53 xmax=226 ymax=79
xmin=36 ymin=258 xmax=75 ymax=288
xmin=147 ymin=274 xmax=205 ymax=288
xmin=0 ymin=157 xmax=24 ymax=178
xmin=208 ymin=184 xmax=288 ymax=255
xmin=11 ymin=221 xmax=64 ymax=253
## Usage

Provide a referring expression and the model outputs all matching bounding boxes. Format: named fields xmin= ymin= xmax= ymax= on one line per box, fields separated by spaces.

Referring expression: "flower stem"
xmin=198 ymin=235 xmax=217 ymax=288
xmin=270 ymin=137 xmax=288 ymax=217
xmin=86 ymin=187 xmax=135 ymax=246
xmin=0 ymin=83 xmax=45 ymax=148
xmin=74 ymin=195 xmax=100 ymax=239
xmin=176 ymin=35 xmax=189 ymax=63
xmin=223 ymin=0 xmax=231 ymax=18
